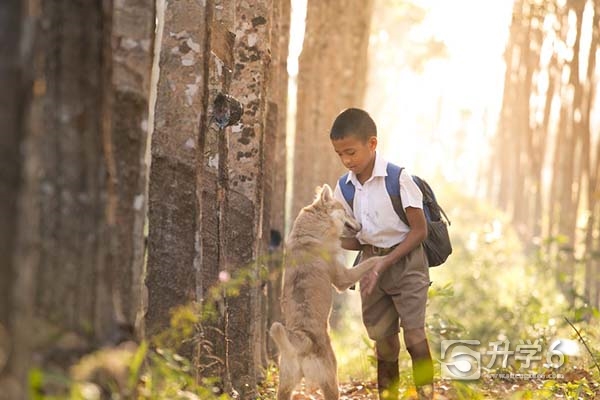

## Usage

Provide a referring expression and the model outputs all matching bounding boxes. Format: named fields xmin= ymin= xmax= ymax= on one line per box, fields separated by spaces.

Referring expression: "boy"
xmin=330 ymin=108 xmax=434 ymax=400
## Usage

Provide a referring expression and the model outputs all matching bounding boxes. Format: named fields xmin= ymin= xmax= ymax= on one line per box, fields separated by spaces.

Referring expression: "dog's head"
xmin=311 ymin=184 xmax=361 ymax=236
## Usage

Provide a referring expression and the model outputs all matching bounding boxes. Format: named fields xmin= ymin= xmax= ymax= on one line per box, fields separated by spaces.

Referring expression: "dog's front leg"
xmin=331 ymin=256 xmax=384 ymax=291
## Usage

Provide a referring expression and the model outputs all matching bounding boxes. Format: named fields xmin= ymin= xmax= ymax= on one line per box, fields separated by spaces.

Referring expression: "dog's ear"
xmin=319 ymin=184 xmax=333 ymax=202
xmin=312 ymin=185 xmax=323 ymax=201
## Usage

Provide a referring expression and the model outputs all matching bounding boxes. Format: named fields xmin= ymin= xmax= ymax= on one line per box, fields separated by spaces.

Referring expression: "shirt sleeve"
xmin=399 ymin=169 xmax=423 ymax=209
xmin=333 ymin=181 xmax=355 ymax=217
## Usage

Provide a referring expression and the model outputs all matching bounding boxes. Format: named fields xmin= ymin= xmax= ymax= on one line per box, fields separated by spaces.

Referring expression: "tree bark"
xmin=146 ymin=1 xmax=285 ymax=394
xmin=582 ymin=0 xmax=599 ymax=308
xmin=145 ymin=0 xmax=208 ymax=347
xmin=0 ymin=0 xmax=24 ymax=396
xmin=0 ymin=0 xmax=23 ymax=333
xmin=265 ymin=0 xmax=291 ymax=361
xmin=5 ymin=1 xmax=154 ymax=398
xmin=196 ymin=0 xmax=235 ymax=388
xmin=222 ymin=0 xmax=273 ymax=395
xmin=109 ymin=0 xmax=155 ymax=331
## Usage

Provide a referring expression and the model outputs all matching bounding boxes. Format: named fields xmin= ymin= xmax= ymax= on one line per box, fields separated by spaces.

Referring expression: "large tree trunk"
xmin=582 ymin=0 xmax=599 ymax=309
xmin=146 ymin=0 xmax=284 ymax=395
xmin=109 ymin=0 xmax=155 ymax=331
xmin=266 ymin=0 xmax=291 ymax=360
xmin=145 ymin=0 xmax=208 ymax=345
xmin=291 ymin=0 xmax=375 ymax=220
xmin=3 ymin=2 xmax=154 ymax=398
xmin=194 ymin=0 xmax=235 ymax=389
xmin=553 ymin=1 xmax=585 ymax=302
xmin=0 ymin=0 xmax=24 ymax=396
xmin=494 ymin=0 xmax=527 ymax=217
xmin=223 ymin=0 xmax=274 ymax=395
xmin=0 ymin=0 xmax=22 ymax=332
xmin=11 ymin=5 xmax=110 ymax=388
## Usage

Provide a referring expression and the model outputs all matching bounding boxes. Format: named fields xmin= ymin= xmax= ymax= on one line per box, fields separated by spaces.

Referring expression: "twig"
xmin=564 ymin=317 xmax=600 ymax=376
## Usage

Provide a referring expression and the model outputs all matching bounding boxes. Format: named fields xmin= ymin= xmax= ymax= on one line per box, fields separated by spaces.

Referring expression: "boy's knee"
xmin=375 ymin=334 xmax=400 ymax=361
xmin=403 ymin=327 xmax=426 ymax=348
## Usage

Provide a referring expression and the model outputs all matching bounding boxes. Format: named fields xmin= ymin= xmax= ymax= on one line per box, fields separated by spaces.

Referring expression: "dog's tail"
xmin=269 ymin=322 xmax=295 ymax=355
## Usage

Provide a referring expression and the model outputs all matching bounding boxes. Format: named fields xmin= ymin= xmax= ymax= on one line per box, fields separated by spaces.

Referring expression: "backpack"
xmin=338 ymin=162 xmax=452 ymax=267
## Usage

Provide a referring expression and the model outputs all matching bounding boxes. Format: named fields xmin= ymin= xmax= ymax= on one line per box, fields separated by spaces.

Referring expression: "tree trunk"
xmin=109 ymin=0 xmax=155 ymax=332
xmin=0 ymin=0 xmax=24 ymax=396
xmin=512 ymin=6 xmax=536 ymax=239
xmin=582 ymin=0 xmax=599 ymax=308
xmin=222 ymin=0 xmax=273 ymax=395
xmin=0 ymin=0 xmax=22 ymax=332
xmin=554 ymin=0 xmax=585 ymax=303
xmin=11 ymin=4 xmax=109 ymax=388
xmin=145 ymin=0 xmax=208 ymax=348
xmin=146 ymin=0 xmax=284 ymax=394
xmin=265 ymin=0 xmax=291 ymax=361
xmin=195 ymin=0 xmax=235 ymax=389
xmin=291 ymin=0 xmax=375 ymax=220
xmin=495 ymin=0 xmax=526 ymax=212
xmin=5 ymin=1 xmax=154 ymax=398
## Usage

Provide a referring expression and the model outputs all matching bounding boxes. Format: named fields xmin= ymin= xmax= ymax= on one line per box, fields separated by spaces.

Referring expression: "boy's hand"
xmin=360 ymin=256 xmax=389 ymax=295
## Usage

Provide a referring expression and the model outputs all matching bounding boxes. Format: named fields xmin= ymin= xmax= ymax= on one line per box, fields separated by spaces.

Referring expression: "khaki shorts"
xmin=360 ymin=245 xmax=430 ymax=340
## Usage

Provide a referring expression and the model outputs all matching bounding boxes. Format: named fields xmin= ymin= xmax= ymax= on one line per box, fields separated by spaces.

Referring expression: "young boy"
xmin=330 ymin=108 xmax=434 ymax=400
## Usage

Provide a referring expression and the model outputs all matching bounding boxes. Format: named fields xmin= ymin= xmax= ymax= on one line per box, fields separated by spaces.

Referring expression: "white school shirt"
xmin=333 ymin=152 xmax=423 ymax=248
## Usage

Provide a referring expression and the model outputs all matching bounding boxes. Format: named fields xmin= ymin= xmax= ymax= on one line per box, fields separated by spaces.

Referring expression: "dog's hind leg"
xmin=317 ymin=359 xmax=340 ymax=400
xmin=320 ymin=380 xmax=340 ymax=400
xmin=303 ymin=348 xmax=340 ymax=400
xmin=276 ymin=382 xmax=294 ymax=400
xmin=276 ymin=356 xmax=302 ymax=400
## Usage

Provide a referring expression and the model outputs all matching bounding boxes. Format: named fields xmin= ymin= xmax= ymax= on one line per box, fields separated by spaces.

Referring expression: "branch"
xmin=564 ymin=317 xmax=600 ymax=376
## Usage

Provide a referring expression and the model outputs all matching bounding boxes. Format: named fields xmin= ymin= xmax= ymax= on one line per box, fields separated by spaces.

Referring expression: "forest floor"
xmin=257 ymin=366 xmax=600 ymax=399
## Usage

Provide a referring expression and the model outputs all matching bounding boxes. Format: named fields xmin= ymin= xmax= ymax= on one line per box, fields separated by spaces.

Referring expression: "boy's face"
xmin=331 ymin=134 xmax=377 ymax=177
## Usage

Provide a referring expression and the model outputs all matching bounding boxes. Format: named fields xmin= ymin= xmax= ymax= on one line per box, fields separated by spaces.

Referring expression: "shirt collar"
xmin=346 ymin=151 xmax=388 ymax=185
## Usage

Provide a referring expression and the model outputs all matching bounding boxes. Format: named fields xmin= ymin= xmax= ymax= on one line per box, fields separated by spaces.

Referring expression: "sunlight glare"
xmin=366 ymin=0 xmax=514 ymax=194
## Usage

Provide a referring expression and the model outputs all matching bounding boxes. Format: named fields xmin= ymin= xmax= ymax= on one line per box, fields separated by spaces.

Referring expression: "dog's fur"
xmin=270 ymin=184 xmax=383 ymax=400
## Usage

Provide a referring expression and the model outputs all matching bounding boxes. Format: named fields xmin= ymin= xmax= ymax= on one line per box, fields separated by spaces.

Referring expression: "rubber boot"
xmin=407 ymin=340 xmax=434 ymax=399
xmin=416 ymin=383 xmax=434 ymax=399
xmin=377 ymin=359 xmax=399 ymax=400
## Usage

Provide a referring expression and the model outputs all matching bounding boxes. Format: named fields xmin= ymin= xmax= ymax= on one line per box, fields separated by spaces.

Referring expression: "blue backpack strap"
xmin=385 ymin=163 xmax=409 ymax=226
xmin=338 ymin=173 xmax=355 ymax=210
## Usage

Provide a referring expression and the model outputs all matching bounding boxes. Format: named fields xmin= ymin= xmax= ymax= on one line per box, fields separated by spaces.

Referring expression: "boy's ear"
xmin=319 ymin=184 xmax=333 ymax=202
xmin=368 ymin=135 xmax=378 ymax=150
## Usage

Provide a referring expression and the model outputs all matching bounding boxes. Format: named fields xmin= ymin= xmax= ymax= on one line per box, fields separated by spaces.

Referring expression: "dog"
xmin=269 ymin=184 xmax=383 ymax=400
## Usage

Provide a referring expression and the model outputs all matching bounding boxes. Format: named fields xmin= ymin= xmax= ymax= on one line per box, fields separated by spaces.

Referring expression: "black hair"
xmin=329 ymin=108 xmax=377 ymax=141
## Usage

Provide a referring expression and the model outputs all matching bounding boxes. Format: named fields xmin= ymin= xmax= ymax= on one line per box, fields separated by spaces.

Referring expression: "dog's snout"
xmin=344 ymin=220 xmax=361 ymax=232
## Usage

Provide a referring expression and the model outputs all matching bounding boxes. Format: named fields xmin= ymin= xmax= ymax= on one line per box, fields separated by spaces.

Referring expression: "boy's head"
xmin=329 ymin=108 xmax=377 ymax=142
xmin=330 ymin=108 xmax=378 ymax=178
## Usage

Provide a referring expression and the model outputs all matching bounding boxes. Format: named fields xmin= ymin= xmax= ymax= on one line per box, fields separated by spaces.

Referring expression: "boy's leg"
xmin=375 ymin=335 xmax=400 ymax=400
xmin=361 ymin=246 xmax=432 ymax=399
xmin=359 ymin=250 xmax=401 ymax=399
xmin=388 ymin=246 xmax=433 ymax=398
xmin=404 ymin=328 xmax=434 ymax=399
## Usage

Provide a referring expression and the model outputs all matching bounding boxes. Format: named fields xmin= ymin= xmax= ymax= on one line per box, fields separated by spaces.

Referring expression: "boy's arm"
xmin=340 ymin=237 xmax=362 ymax=250
xmin=387 ymin=206 xmax=427 ymax=262
xmin=360 ymin=206 xmax=427 ymax=295
xmin=376 ymin=206 xmax=427 ymax=272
